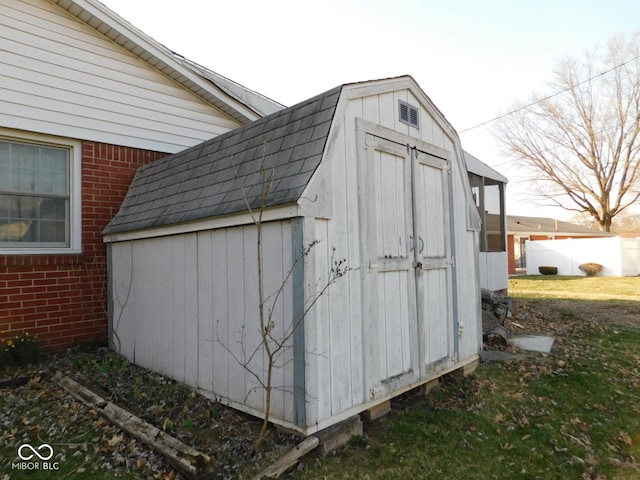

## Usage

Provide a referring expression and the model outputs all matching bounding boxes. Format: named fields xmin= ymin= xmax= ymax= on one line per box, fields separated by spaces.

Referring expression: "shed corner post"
xmin=447 ymin=159 xmax=461 ymax=361
xmin=106 ymin=242 xmax=114 ymax=350
xmin=291 ymin=217 xmax=307 ymax=428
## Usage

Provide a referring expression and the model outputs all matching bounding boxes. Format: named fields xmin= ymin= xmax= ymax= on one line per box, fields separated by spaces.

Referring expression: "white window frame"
xmin=0 ymin=129 xmax=82 ymax=254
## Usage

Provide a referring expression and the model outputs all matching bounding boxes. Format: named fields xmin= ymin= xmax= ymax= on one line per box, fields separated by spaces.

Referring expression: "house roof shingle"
xmin=507 ymin=215 xmax=611 ymax=236
xmin=104 ymin=86 xmax=342 ymax=235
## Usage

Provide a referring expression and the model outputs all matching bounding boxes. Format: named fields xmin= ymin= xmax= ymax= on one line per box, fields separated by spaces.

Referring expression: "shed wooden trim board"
xmin=102 ymin=204 xmax=300 ymax=243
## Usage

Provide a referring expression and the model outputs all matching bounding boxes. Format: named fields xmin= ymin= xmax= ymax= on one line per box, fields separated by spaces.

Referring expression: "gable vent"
xmin=399 ymin=100 xmax=419 ymax=128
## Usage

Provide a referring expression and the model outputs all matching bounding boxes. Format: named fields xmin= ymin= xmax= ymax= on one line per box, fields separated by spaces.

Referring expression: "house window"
xmin=399 ymin=100 xmax=419 ymax=129
xmin=0 ymin=132 xmax=81 ymax=253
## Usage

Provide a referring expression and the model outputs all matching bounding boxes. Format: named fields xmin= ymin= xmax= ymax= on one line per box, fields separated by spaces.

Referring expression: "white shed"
xmin=103 ymin=76 xmax=482 ymax=435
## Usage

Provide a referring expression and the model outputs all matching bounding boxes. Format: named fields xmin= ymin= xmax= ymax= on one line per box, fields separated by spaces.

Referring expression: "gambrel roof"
xmin=104 ymin=86 xmax=341 ymax=234
xmin=51 ymin=0 xmax=283 ymax=122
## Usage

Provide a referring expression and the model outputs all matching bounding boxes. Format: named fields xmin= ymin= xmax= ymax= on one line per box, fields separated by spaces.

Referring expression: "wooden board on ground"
xmin=54 ymin=373 xmax=211 ymax=479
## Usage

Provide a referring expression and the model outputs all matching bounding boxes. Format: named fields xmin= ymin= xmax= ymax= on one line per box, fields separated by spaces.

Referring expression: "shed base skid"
xmin=453 ymin=357 xmax=480 ymax=378
xmin=420 ymin=378 xmax=440 ymax=397
xmin=363 ymin=400 xmax=392 ymax=422
xmin=315 ymin=415 xmax=363 ymax=456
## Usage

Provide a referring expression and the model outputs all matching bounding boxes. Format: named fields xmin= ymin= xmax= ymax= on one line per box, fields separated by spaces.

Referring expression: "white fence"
xmin=526 ymin=237 xmax=640 ymax=277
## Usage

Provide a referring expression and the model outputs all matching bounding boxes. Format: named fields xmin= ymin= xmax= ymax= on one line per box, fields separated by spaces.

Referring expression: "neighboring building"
xmin=0 ymin=0 xmax=281 ymax=350
xmin=508 ymin=215 xmax=612 ymax=274
xmin=465 ymin=151 xmax=508 ymax=292
xmin=104 ymin=76 xmax=483 ymax=435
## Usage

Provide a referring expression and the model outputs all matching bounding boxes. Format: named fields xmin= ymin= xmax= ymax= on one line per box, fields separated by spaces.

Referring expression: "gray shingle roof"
xmin=104 ymin=86 xmax=342 ymax=235
xmin=507 ymin=215 xmax=612 ymax=235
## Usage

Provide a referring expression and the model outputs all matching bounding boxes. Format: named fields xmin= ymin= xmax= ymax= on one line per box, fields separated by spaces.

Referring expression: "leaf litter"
xmin=0 ymin=347 xmax=300 ymax=479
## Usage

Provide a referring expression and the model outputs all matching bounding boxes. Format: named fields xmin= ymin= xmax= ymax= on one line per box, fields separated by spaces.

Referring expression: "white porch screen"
xmin=0 ymin=139 xmax=69 ymax=247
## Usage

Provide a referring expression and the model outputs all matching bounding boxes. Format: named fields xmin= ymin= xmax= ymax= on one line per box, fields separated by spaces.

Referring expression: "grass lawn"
xmin=295 ymin=276 xmax=640 ymax=479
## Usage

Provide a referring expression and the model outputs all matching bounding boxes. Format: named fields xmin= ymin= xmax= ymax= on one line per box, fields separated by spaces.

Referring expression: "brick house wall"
xmin=0 ymin=142 xmax=167 ymax=351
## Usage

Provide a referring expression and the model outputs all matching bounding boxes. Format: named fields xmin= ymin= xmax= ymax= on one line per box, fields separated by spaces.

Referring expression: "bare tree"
xmin=219 ymin=145 xmax=353 ymax=449
xmin=494 ymin=32 xmax=640 ymax=231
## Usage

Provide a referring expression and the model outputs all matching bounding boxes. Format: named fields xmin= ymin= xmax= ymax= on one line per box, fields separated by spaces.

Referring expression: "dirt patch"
xmin=509 ymin=298 xmax=640 ymax=332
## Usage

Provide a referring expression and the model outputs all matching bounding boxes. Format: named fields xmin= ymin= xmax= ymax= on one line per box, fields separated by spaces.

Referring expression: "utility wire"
xmin=458 ymin=52 xmax=640 ymax=134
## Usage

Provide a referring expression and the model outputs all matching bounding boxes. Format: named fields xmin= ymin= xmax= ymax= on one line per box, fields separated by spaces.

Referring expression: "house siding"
xmin=0 ymin=141 xmax=166 ymax=350
xmin=0 ymin=0 xmax=240 ymax=153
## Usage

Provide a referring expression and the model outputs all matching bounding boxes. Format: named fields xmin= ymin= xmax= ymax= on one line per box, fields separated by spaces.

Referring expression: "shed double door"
xmin=361 ymin=131 xmax=453 ymax=396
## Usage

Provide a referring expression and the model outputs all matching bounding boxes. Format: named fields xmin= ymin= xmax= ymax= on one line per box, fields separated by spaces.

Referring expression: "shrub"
xmin=579 ymin=262 xmax=603 ymax=276
xmin=0 ymin=332 xmax=41 ymax=370
xmin=538 ymin=266 xmax=558 ymax=275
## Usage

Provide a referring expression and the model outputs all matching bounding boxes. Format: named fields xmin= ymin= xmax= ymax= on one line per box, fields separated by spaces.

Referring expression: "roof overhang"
xmin=51 ymin=0 xmax=276 ymax=124
xmin=464 ymin=151 xmax=508 ymax=183
xmin=103 ymin=203 xmax=300 ymax=243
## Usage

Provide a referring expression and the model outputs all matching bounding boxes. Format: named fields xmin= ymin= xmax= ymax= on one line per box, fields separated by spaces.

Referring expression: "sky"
xmin=101 ymin=0 xmax=640 ymax=219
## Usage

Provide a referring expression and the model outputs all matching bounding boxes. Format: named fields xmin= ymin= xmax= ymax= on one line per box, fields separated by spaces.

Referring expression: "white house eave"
xmin=174 ymin=56 xmax=285 ymax=117
xmin=103 ymin=204 xmax=301 ymax=243
xmin=52 ymin=0 xmax=263 ymax=125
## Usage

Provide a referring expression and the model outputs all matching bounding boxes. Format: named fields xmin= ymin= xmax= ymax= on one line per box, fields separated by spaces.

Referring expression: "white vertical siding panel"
xmin=210 ymin=229 xmax=230 ymax=400
xmin=180 ymin=234 xmax=199 ymax=389
xmin=278 ymin=222 xmax=295 ymax=423
xmin=309 ymin=219 xmax=331 ymax=422
xmin=329 ymin=98 xmax=366 ymax=415
xmin=457 ymin=231 xmax=481 ymax=359
xmin=260 ymin=222 xmax=290 ymax=421
xmin=423 ymin=269 xmax=449 ymax=362
xmin=343 ymin=109 xmax=365 ymax=408
xmin=184 ymin=234 xmax=201 ymax=386
xmin=171 ymin=237 xmax=187 ymax=383
xmin=111 ymin=242 xmax=135 ymax=359
xmin=265 ymin=222 xmax=285 ymax=419
xmin=134 ymin=239 xmax=161 ymax=372
xmin=156 ymin=239 xmax=173 ymax=378
xmin=241 ymin=225 xmax=263 ymax=412
xmin=379 ymin=272 xmax=411 ymax=377
xmin=0 ymin=0 xmax=240 ymax=153
xmin=344 ymin=108 xmax=368 ymax=405
xmin=361 ymin=96 xmax=378 ymax=124
xmin=479 ymin=252 xmax=508 ymax=291
xmin=226 ymin=227 xmax=247 ymax=405
xmin=196 ymin=232 xmax=213 ymax=390
xmin=379 ymin=92 xmax=398 ymax=131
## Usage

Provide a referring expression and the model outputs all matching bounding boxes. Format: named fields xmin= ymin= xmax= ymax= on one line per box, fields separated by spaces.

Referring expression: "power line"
xmin=458 ymin=53 xmax=640 ymax=134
